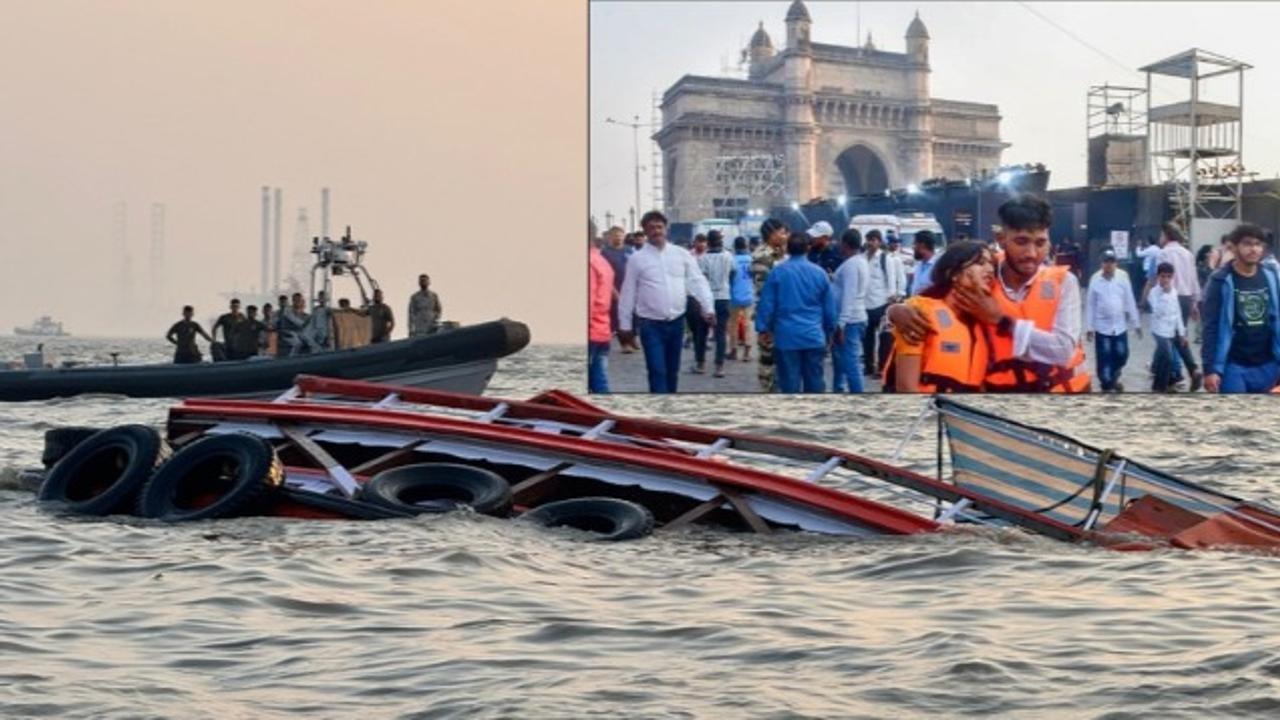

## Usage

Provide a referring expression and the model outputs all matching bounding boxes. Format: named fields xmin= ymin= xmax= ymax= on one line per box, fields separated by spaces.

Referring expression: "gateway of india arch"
xmin=656 ymin=0 xmax=1008 ymax=223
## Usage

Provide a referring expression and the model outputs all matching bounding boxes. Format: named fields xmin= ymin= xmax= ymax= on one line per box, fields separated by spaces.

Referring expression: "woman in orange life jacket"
xmin=883 ymin=241 xmax=996 ymax=392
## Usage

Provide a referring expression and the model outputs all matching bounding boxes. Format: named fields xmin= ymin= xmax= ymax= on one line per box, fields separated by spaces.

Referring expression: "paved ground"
xmin=602 ymin=313 xmax=1206 ymax=394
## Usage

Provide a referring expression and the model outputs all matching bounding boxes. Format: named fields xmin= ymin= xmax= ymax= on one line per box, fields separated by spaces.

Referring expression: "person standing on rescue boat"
xmin=166 ymin=305 xmax=213 ymax=364
xmin=888 ymin=194 xmax=1089 ymax=392
xmin=883 ymin=241 xmax=995 ymax=392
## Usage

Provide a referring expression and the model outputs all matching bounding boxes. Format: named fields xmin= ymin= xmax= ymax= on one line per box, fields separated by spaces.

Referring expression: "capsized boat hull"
xmin=162 ymin=376 xmax=946 ymax=537
xmin=163 ymin=378 xmax=1280 ymax=549
xmin=0 ymin=319 xmax=528 ymax=402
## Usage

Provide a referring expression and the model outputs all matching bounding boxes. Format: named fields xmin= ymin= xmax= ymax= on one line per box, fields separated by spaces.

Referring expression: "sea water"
xmin=1 ymin=339 xmax=1278 ymax=718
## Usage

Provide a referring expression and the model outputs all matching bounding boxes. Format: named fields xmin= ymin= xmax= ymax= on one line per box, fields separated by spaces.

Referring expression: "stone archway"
xmin=835 ymin=144 xmax=890 ymax=196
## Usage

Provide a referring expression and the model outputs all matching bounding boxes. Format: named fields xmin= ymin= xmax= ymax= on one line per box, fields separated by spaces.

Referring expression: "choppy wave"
xmin=3 ymin=341 xmax=1280 ymax=718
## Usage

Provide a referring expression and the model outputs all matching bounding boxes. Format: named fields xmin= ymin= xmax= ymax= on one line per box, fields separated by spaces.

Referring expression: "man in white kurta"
xmin=618 ymin=212 xmax=715 ymax=393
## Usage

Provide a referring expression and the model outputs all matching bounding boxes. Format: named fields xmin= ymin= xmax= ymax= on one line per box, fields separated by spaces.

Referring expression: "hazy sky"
xmin=591 ymin=1 xmax=1280 ymax=225
xmin=1 ymin=0 xmax=585 ymax=342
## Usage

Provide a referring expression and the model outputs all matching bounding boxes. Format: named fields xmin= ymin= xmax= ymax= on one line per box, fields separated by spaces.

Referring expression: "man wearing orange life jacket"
xmin=888 ymin=194 xmax=1091 ymax=392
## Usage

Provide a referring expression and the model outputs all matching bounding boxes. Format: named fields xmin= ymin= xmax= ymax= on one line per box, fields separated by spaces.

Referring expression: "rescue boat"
xmin=0 ymin=319 xmax=529 ymax=402
xmin=32 ymin=377 xmax=1280 ymax=549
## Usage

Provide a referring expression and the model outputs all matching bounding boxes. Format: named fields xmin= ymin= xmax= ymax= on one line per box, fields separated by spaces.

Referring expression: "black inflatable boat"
xmin=0 ymin=318 xmax=529 ymax=402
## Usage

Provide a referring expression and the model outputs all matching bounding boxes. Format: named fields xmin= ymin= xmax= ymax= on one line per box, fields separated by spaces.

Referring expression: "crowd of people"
xmin=589 ymin=194 xmax=1280 ymax=394
xmin=164 ymin=274 xmax=445 ymax=364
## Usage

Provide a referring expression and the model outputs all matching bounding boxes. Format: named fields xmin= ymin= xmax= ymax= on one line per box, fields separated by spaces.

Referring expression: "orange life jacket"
xmin=883 ymin=297 xmax=989 ymax=393
xmin=986 ymin=264 xmax=1091 ymax=393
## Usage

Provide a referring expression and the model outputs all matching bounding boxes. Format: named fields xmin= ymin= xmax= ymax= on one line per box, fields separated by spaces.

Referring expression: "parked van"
xmin=848 ymin=214 xmax=901 ymax=245
xmin=849 ymin=213 xmax=946 ymax=271
xmin=692 ymin=218 xmax=741 ymax=242
xmin=896 ymin=212 xmax=947 ymax=253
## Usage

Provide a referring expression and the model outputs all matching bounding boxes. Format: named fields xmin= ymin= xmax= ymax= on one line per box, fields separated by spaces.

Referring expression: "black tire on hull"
xmin=361 ymin=463 xmax=512 ymax=516
xmin=278 ymin=486 xmax=416 ymax=520
xmin=137 ymin=434 xmax=283 ymax=522
xmin=42 ymin=426 xmax=103 ymax=469
xmin=38 ymin=425 xmax=167 ymax=516
xmin=519 ymin=497 xmax=655 ymax=541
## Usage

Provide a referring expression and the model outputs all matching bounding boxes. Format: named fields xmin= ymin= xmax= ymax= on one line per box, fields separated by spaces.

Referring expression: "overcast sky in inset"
xmin=1 ymin=0 xmax=585 ymax=342
xmin=590 ymin=1 xmax=1280 ymax=225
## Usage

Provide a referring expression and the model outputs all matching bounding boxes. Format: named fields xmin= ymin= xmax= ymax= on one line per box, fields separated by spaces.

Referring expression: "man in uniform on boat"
xmin=367 ymin=288 xmax=395 ymax=343
xmin=211 ymin=299 xmax=246 ymax=361
xmin=165 ymin=305 xmax=214 ymax=364
xmin=278 ymin=292 xmax=309 ymax=356
xmin=408 ymin=274 xmax=443 ymax=336
xmin=298 ymin=291 xmax=335 ymax=353
xmin=260 ymin=303 xmax=277 ymax=355
xmin=889 ymin=194 xmax=1090 ymax=392
xmin=229 ymin=305 xmax=266 ymax=360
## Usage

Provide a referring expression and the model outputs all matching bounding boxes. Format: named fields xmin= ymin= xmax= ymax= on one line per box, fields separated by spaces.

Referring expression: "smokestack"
xmin=261 ymin=186 xmax=270 ymax=294
xmin=150 ymin=203 xmax=165 ymax=308
xmin=273 ymin=188 xmax=283 ymax=292
xmin=115 ymin=201 xmax=130 ymax=309
xmin=321 ymin=187 xmax=330 ymax=241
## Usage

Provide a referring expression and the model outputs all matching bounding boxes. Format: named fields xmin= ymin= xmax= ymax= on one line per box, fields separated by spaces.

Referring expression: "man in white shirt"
xmin=1085 ymin=249 xmax=1141 ymax=391
xmin=618 ymin=211 xmax=716 ymax=393
xmin=1157 ymin=223 xmax=1200 ymax=323
xmin=862 ymin=229 xmax=903 ymax=376
xmin=1155 ymin=222 xmax=1201 ymax=382
xmin=1150 ymin=261 xmax=1195 ymax=391
xmin=830 ymin=229 xmax=871 ymax=392
xmin=885 ymin=234 xmax=909 ymax=298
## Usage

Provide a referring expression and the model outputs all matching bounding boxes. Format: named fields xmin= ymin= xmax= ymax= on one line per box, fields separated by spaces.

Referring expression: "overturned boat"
xmin=31 ymin=377 xmax=1280 ymax=550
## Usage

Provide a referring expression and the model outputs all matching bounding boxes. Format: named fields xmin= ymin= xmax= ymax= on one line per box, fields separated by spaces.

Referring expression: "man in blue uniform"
xmin=754 ymin=232 xmax=837 ymax=393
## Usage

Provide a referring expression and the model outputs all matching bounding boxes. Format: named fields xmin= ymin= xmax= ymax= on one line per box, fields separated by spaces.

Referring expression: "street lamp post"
xmin=606 ymin=115 xmax=646 ymax=230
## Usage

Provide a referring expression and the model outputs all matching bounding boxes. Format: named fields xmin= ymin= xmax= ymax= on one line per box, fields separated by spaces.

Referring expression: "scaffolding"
xmin=651 ymin=92 xmax=664 ymax=212
xmin=1142 ymin=48 xmax=1251 ymax=231
xmin=1086 ymin=84 xmax=1148 ymax=187
xmin=713 ymin=153 xmax=786 ymax=213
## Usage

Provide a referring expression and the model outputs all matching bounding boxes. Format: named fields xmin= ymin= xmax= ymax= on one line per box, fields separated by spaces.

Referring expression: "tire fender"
xmin=137 ymin=433 xmax=283 ymax=522
xmin=38 ymin=425 xmax=168 ymax=516
xmin=520 ymin=497 xmax=655 ymax=541
xmin=361 ymin=463 xmax=512 ymax=516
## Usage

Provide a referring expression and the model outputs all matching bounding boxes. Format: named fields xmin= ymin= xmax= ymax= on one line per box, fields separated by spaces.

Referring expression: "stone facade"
xmin=655 ymin=1 xmax=1008 ymax=223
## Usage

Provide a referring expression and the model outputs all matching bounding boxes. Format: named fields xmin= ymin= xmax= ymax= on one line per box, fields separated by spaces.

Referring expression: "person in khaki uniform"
xmin=367 ymin=288 xmax=395 ymax=343
xmin=751 ymin=218 xmax=788 ymax=391
xmin=408 ymin=274 xmax=443 ymax=336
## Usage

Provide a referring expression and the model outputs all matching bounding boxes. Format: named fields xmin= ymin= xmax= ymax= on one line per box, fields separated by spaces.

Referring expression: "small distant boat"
xmin=14 ymin=316 xmax=69 ymax=337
